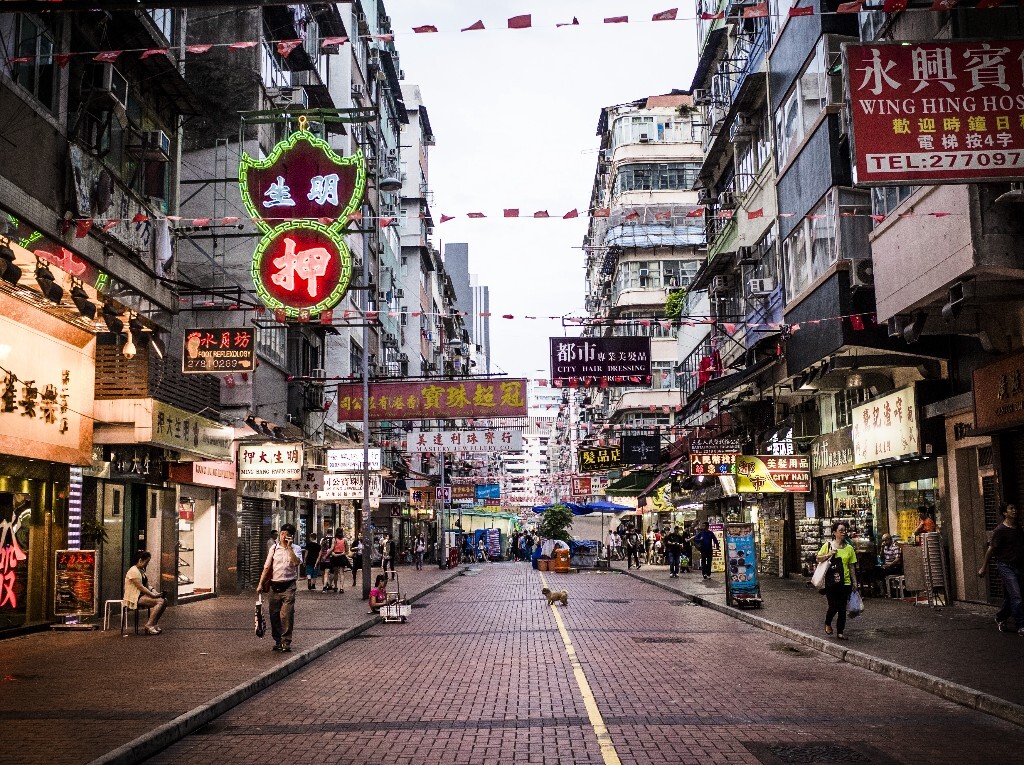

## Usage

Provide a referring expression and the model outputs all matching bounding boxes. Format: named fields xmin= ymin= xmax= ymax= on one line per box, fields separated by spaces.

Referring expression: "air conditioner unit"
xmin=269 ymin=86 xmax=307 ymax=109
xmin=718 ymin=191 xmax=736 ymax=208
xmin=692 ymin=88 xmax=710 ymax=105
xmin=395 ymin=288 xmax=404 ymax=299
xmin=638 ymin=133 xmax=651 ymax=143
xmin=89 ymin=63 xmax=128 ymax=109
xmin=747 ymin=277 xmax=775 ymax=296
xmin=142 ymin=130 xmax=171 ymax=161
xmin=310 ymin=368 xmax=327 ymax=380
xmin=378 ymin=290 xmax=389 ymax=301
xmin=851 ymin=258 xmax=875 ymax=288
xmin=696 ymin=189 xmax=712 ymax=205
xmin=398 ymin=69 xmax=406 ymax=80
xmin=734 ymin=115 xmax=758 ymax=136
xmin=710 ymin=275 xmax=731 ymax=295
xmin=735 ymin=246 xmax=759 ymax=265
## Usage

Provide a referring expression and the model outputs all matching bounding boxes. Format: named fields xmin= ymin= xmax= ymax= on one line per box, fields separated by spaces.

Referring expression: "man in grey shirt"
xmin=258 ymin=523 xmax=302 ymax=652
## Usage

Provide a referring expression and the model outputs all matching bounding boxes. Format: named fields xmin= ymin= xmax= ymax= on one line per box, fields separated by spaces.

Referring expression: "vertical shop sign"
xmin=0 ymin=502 xmax=28 ymax=611
xmin=845 ymin=40 xmax=1024 ymax=185
xmin=725 ymin=523 xmax=758 ymax=595
xmin=709 ymin=521 xmax=725 ymax=574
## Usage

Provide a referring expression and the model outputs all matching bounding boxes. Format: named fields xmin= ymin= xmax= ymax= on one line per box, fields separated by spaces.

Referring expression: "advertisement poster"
xmin=709 ymin=521 xmax=725 ymax=573
xmin=327 ymin=448 xmax=382 ymax=472
xmin=690 ymin=437 xmax=741 ymax=455
xmin=181 ymin=328 xmax=254 ymax=373
xmin=549 ymin=336 xmax=652 ymax=384
xmin=54 ymin=549 xmax=97 ymax=616
xmin=846 ymin=40 xmax=1024 ymax=185
xmin=734 ymin=456 xmax=811 ymax=493
xmin=318 ymin=473 xmax=382 ymax=501
xmin=475 ymin=484 xmax=501 ymax=501
xmin=336 ymin=378 xmax=527 ymax=421
xmin=570 ymin=476 xmax=592 ymax=496
xmin=725 ymin=524 xmax=758 ymax=596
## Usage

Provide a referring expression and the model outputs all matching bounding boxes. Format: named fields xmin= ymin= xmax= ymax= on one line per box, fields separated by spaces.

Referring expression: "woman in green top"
xmin=816 ymin=521 xmax=859 ymax=640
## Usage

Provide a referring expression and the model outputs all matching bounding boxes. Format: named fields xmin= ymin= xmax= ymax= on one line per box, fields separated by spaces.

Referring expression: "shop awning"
xmin=604 ymin=470 xmax=659 ymax=497
xmin=638 ymin=455 xmax=688 ymax=498
xmin=681 ymin=355 xmax=777 ymax=420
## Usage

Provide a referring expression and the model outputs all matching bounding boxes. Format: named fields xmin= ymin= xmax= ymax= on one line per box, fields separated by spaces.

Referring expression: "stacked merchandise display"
xmin=797 ymin=517 xmax=825 ymax=576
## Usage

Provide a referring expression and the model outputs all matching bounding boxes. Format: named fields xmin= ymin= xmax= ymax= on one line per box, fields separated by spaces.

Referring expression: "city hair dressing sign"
xmin=239 ymin=119 xmax=366 ymax=318
xmin=845 ymin=40 xmax=1024 ymax=185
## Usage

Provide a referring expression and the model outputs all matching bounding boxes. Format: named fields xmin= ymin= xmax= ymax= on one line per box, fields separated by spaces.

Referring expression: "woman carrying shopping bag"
xmin=816 ymin=521 xmax=859 ymax=640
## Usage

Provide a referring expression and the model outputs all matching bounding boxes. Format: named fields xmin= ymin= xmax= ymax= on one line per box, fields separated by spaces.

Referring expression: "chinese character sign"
xmin=239 ymin=126 xmax=366 ymax=318
xmin=846 ymin=41 xmax=1024 ymax=185
xmin=54 ymin=549 xmax=97 ymax=616
xmin=689 ymin=453 xmax=738 ymax=476
xmin=690 ymin=437 xmax=742 ymax=455
xmin=973 ymin=350 xmax=1024 ymax=432
xmin=336 ymin=378 xmax=528 ymax=422
xmin=182 ymin=328 xmax=254 ymax=374
xmin=405 ymin=429 xmax=524 ymax=454
xmin=851 ymin=386 xmax=920 ymax=465
xmin=570 ymin=476 xmax=592 ymax=496
xmin=318 ymin=473 xmax=382 ymax=501
xmin=239 ymin=443 xmax=304 ymax=480
xmin=0 ymin=504 xmax=28 ymax=612
xmin=281 ymin=470 xmax=325 ymax=496
xmin=150 ymin=401 xmax=234 ymax=460
xmin=327 ymin=448 xmax=382 ymax=472
xmin=578 ymin=446 xmax=623 ymax=473
xmin=734 ymin=456 xmax=810 ymax=493
xmin=549 ymin=337 xmax=652 ymax=384
xmin=475 ymin=484 xmax=501 ymax=501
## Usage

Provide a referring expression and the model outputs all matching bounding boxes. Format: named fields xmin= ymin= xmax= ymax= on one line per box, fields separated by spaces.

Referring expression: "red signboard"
xmin=335 ymin=378 xmax=528 ymax=421
xmin=571 ymin=476 xmax=592 ymax=496
xmin=251 ymin=223 xmax=352 ymax=315
xmin=846 ymin=40 xmax=1024 ymax=185
xmin=182 ymin=327 xmax=255 ymax=373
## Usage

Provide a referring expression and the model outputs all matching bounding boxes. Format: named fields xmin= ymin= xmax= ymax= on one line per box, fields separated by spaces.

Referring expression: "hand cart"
xmin=381 ymin=570 xmax=411 ymax=623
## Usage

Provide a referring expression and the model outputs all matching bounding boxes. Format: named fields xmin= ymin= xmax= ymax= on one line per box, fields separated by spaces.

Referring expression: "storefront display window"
xmin=894 ymin=477 xmax=937 ymax=542
xmin=827 ymin=472 xmax=877 ymax=540
xmin=178 ymin=487 xmax=217 ymax=598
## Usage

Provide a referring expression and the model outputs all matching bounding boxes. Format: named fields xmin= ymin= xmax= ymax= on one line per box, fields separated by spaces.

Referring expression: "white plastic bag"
xmin=847 ymin=589 xmax=864 ymax=618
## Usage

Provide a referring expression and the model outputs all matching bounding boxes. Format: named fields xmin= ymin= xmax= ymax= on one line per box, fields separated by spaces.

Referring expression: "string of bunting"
xmin=66 ymin=206 xmax=967 ymax=237
xmin=1 ymin=3 xmax=1003 ymax=66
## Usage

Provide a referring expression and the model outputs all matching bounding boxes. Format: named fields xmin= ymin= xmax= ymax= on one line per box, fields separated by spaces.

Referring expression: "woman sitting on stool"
xmin=123 ymin=550 xmax=167 ymax=635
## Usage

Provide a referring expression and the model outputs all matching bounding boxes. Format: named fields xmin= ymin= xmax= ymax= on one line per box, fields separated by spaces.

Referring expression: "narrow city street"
xmin=149 ymin=566 xmax=1023 ymax=765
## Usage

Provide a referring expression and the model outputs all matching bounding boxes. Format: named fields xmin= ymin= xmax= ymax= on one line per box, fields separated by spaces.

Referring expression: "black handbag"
xmin=824 ymin=555 xmax=845 ymax=589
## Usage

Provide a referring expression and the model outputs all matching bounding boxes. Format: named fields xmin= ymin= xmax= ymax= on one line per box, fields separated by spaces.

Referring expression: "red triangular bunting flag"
xmin=318 ymin=217 xmax=332 ymax=226
xmin=222 ymin=216 xmax=240 ymax=225
xmin=502 ymin=314 xmax=514 ymax=319
xmin=320 ymin=310 xmax=334 ymax=325
xmin=686 ymin=207 xmax=704 ymax=218
xmin=508 ymin=14 xmax=532 ymax=29
xmin=373 ymin=35 xmax=394 ymax=43
xmin=624 ymin=211 xmax=640 ymax=221
xmin=930 ymin=0 xmax=959 ymax=9
xmin=192 ymin=218 xmax=211 ymax=227
xmin=93 ymin=51 xmax=123 ymax=63
xmin=747 ymin=208 xmax=764 ymax=220
xmin=700 ymin=12 xmax=725 ymax=20
xmin=54 ymin=53 xmax=73 ymax=68
xmin=320 ymin=37 xmax=348 ymax=48
xmin=274 ymin=309 xmax=287 ymax=323
xmin=652 ymin=8 xmax=678 ymax=21
xmin=462 ymin=20 xmax=485 ymax=31
xmin=140 ymin=48 xmax=169 ymax=60
xmin=655 ymin=211 xmax=672 ymax=220
xmin=277 ymin=40 xmax=302 ymax=57
xmin=556 ymin=17 xmax=580 ymax=27
xmin=563 ymin=209 xmax=579 ymax=219
xmin=789 ymin=6 xmax=814 ymax=15
xmin=722 ymin=323 xmax=737 ymax=334
xmin=836 ymin=1 xmax=862 ymax=12
xmin=466 ymin=212 xmax=486 ymax=218
xmin=346 ymin=211 xmax=363 ymax=222
xmin=379 ymin=217 xmax=394 ymax=228
xmin=717 ymin=209 xmax=734 ymax=219
xmin=882 ymin=0 xmax=909 ymax=10
xmin=228 ymin=41 xmax=258 ymax=50
xmin=75 ymin=220 xmax=93 ymax=237
xmin=440 ymin=214 xmax=455 ymax=223
xmin=604 ymin=16 xmax=628 ymax=23
xmin=533 ymin=210 xmax=550 ymax=218
xmin=413 ymin=25 xmax=438 ymax=33
xmin=504 ymin=209 xmax=520 ymax=218
xmin=101 ymin=221 xmax=118 ymax=233
xmin=743 ymin=3 xmax=769 ymax=18
xmin=591 ymin=207 xmax=610 ymax=218
xmin=186 ymin=44 xmax=213 ymax=54
xmin=131 ymin=213 xmax=148 ymax=224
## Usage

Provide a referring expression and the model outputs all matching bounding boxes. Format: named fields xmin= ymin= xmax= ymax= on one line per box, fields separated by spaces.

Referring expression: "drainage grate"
xmin=743 ymin=742 xmax=898 ymax=765
xmin=593 ymin=598 xmax=631 ymax=604
xmin=630 ymin=636 xmax=691 ymax=644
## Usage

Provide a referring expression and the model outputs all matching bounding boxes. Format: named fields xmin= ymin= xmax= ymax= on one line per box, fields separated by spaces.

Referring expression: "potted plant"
xmin=80 ymin=512 xmax=108 ymax=549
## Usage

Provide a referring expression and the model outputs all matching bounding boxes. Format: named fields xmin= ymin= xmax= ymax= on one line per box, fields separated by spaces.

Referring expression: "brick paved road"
xmin=151 ymin=565 xmax=1024 ymax=765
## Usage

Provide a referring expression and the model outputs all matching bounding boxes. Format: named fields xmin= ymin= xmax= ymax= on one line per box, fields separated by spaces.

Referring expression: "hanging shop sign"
xmin=450 ymin=485 xmax=475 ymax=501
xmin=54 ymin=549 xmax=97 ymax=617
xmin=0 ymin=307 xmax=94 ymax=466
xmin=852 ymin=386 xmax=920 ymax=465
xmin=811 ymin=426 xmax=856 ymax=478
xmin=327 ymin=448 xmax=382 ymax=472
xmin=845 ymin=40 xmax=1024 ymax=186
xmin=182 ymin=327 xmax=255 ymax=374
xmin=690 ymin=437 xmax=742 ymax=455
xmin=239 ymin=121 xmax=366 ymax=319
xmin=475 ymin=484 xmax=500 ymax=501
xmin=168 ymin=460 xmax=237 ymax=490
xmin=405 ymin=429 xmax=523 ymax=454
xmin=571 ymin=476 xmax=592 ymax=496
xmin=241 ymin=480 xmax=281 ymax=501
xmin=974 ymin=349 xmax=1024 ymax=432
xmin=239 ymin=443 xmax=304 ymax=480
xmin=689 ymin=453 xmax=737 ymax=476
xmin=764 ymin=426 xmax=794 ymax=456
xmin=149 ymin=401 xmax=234 ymax=460
xmin=549 ymin=337 xmax=651 ymax=384
xmin=735 ymin=455 xmax=811 ymax=493
xmin=281 ymin=470 xmax=325 ymax=497
xmin=578 ymin=445 xmax=623 ymax=473
xmin=621 ymin=434 xmax=660 ymax=465
xmin=336 ymin=378 xmax=528 ymax=421
xmin=318 ymin=472 xmax=383 ymax=501
xmin=409 ymin=487 xmax=429 ymax=507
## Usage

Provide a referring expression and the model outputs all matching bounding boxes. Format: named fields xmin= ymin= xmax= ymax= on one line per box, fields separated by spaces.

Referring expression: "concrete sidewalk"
xmin=0 ymin=565 xmax=458 ymax=765
xmin=620 ymin=562 xmax=1024 ymax=724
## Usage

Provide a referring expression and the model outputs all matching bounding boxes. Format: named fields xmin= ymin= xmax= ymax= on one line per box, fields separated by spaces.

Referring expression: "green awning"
xmin=604 ymin=470 xmax=659 ymax=497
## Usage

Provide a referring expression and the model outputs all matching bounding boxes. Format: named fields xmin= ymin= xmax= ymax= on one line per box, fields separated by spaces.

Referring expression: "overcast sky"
xmin=387 ymin=1 xmax=699 ymax=380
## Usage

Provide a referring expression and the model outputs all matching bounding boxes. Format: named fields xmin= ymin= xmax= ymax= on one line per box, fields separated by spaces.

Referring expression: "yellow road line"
xmin=540 ymin=571 xmax=622 ymax=765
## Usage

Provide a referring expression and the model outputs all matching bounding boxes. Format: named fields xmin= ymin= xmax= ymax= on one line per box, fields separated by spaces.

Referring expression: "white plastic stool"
xmin=103 ymin=599 xmax=125 ymax=631
xmin=885 ymin=575 xmax=906 ymax=599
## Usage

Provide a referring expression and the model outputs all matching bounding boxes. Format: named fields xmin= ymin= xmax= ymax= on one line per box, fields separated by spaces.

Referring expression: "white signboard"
xmin=405 ymin=429 xmax=523 ymax=454
xmin=318 ymin=472 xmax=383 ymax=501
xmin=852 ymin=386 xmax=920 ymax=466
xmin=239 ymin=442 xmax=304 ymax=480
xmin=280 ymin=469 xmax=325 ymax=496
xmin=327 ymin=448 xmax=382 ymax=472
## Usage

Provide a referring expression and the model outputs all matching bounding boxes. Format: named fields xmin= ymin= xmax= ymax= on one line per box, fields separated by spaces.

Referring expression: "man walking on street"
xmin=978 ymin=503 xmax=1024 ymax=634
xmin=689 ymin=522 xmax=720 ymax=580
xmin=665 ymin=525 xmax=685 ymax=578
xmin=258 ymin=524 xmax=302 ymax=652
xmin=624 ymin=524 xmax=642 ymax=570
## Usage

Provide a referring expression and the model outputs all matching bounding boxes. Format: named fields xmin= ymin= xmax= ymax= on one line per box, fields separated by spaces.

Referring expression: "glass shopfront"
xmin=177 ymin=486 xmax=217 ymax=598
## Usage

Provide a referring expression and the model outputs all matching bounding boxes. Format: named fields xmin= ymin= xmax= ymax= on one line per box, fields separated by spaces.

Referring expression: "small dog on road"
xmin=542 ymin=587 xmax=568 ymax=606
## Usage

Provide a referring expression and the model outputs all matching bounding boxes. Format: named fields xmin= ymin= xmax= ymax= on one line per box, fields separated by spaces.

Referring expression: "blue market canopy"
xmin=582 ymin=500 xmax=633 ymax=513
xmin=532 ymin=502 xmax=587 ymax=514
